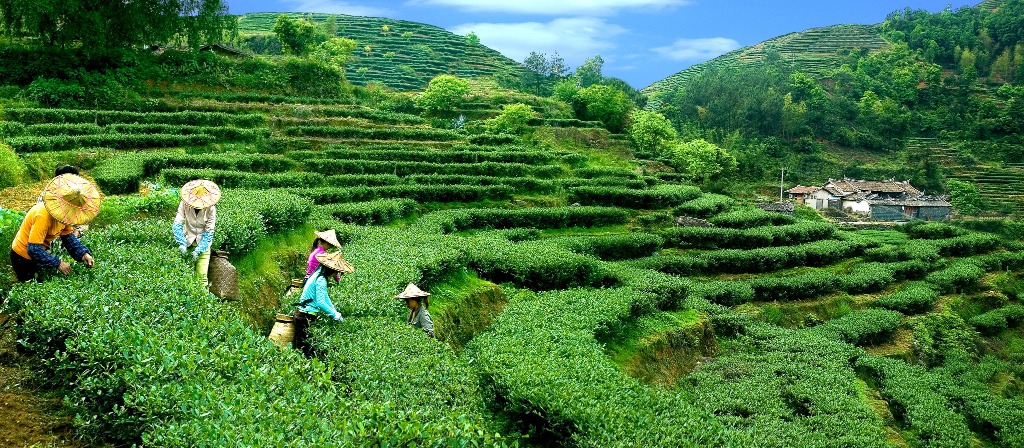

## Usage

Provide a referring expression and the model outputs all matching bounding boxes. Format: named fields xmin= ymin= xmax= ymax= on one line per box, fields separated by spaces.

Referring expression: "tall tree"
xmin=273 ymin=14 xmax=328 ymax=56
xmin=0 ymin=0 xmax=230 ymax=53
xmin=576 ymin=55 xmax=604 ymax=87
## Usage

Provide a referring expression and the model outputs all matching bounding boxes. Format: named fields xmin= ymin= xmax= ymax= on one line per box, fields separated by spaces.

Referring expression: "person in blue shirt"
xmin=293 ymin=251 xmax=354 ymax=355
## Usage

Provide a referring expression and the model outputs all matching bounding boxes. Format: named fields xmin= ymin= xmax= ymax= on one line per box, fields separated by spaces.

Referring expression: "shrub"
xmin=901 ymin=221 xmax=967 ymax=239
xmin=660 ymin=222 xmax=836 ymax=250
xmin=707 ymin=207 xmax=797 ymax=229
xmin=486 ymin=103 xmax=535 ymax=135
xmin=291 ymin=184 xmax=514 ymax=204
xmin=969 ymin=304 xmax=1024 ymax=335
xmin=5 ymin=108 xmax=265 ymax=127
xmin=748 ymin=270 xmax=840 ymax=302
xmin=416 ymin=207 xmax=629 ymax=233
xmin=673 ymin=194 xmax=734 ymax=218
xmin=318 ymin=199 xmax=417 ymax=225
xmin=874 ymin=282 xmax=940 ymax=314
xmin=811 ymin=309 xmax=904 ymax=345
xmin=283 ymin=125 xmax=462 ymax=141
xmin=0 ymin=142 xmax=26 ymax=188
xmin=0 ymin=120 xmax=26 ymax=137
xmin=162 ymin=168 xmax=324 ymax=189
xmin=567 ymin=185 xmax=701 ymax=209
xmin=467 ymin=238 xmax=617 ymax=290
xmin=415 ymin=74 xmax=469 ymax=114
xmin=912 ymin=312 xmax=980 ymax=367
xmin=551 ymin=233 xmax=664 ymax=260
xmin=305 ymin=159 xmax=563 ymax=178
xmin=925 ymin=260 xmax=985 ymax=294
xmin=467 ymin=133 xmax=517 ymax=145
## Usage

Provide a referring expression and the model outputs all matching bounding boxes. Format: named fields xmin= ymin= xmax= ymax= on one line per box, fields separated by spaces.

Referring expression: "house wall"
xmin=843 ymin=200 xmax=871 ymax=213
xmin=809 ymin=190 xmax=833 ymax=210
xmin=870 ymin=204 xmax=908 ymax=221
xmin=916 ymin=206 xmax=951 ymax=221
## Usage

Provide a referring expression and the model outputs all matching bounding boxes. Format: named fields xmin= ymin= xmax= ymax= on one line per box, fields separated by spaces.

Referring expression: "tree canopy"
xmin=0 ymin=0 xmax=231 ymax=53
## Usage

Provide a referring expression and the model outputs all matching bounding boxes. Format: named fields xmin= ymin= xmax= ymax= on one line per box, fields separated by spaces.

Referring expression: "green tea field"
xmin=1 ymin=74 xmax=1022 ymax=446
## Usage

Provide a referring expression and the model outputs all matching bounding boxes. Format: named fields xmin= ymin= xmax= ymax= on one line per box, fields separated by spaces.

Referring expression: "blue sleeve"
xmin=27 ymin=243 xmax=61 ymax=268
xmin=312 ymin=279 xmax=340 ymax=317
xmin=172 ymin=221 xmax=187 ymax=247
xmin=194 ymin=231 xmax=214 ymax=254
xmin=60 ymin=233 xmax=90 ymax=262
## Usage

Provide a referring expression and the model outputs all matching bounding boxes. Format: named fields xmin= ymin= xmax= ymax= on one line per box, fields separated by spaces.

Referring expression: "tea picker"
xmin=173 ymin=179 xmax=220 ymax=287
xmin=396 ymin=283 xmax=434 ymax=338
xmin=292 ymin=251 xmax=354 ymax=356
xmin=305 ymin=229 xmax=343 ymax=281
xmin=10 ymin=174 xmax=102 ymax=282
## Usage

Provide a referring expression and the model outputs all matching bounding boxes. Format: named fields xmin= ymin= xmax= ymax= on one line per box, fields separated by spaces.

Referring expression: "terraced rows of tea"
xmin=1 ymin=89 xmax=1022 ymax=446
xmin=644 ymin=24 xmax=888 ymax=103
xmin=238 ymin=12 xmax=527 ymax=91
xmin=906 ymin=137 xmax=1024 ymax=215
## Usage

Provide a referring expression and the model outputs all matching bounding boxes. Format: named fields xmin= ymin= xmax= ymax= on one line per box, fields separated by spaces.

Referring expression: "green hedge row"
xmin=162 ymin=168 xmax=323 ymax=189
xmin=283 ymin=125 xmax=462 ymax=142
xmin=550 ymin=233 xmax=664 ymax=261
xmin=673 ymin=193 xmax=735 ymax=218
xmin=290 ymin=185 xmax=514 ymax=204
xmin=214 ymin=189 xmax=313 ymax=254
xmin=317 ymin=199 xmax=417 ymax=225
xmin=288 ymin=147 xmax=554 ymax=165
xmin=659 ymin=222 xmax=837 ymax=250
xmin=901 ymin=221 xmax=967 ymax=239
xmin=5 ymin=108 xmax=265 ymax=127
xmin=93 ymin=152 xmax=298 ymax=195
xmin=5 ymin=133 xmax=213 ymax=152
xmin=4 ymin=220 xmax=501 ymax=446
xmin=527 ymin=118 xmax=605 ymax=128
xmin=856 ymin=356 xmax=975 ymax=447
xmin=969 ymin=304 xmax=1024 ymax=335
xmin=467 ymin=287 xmax=735 ymax=446
xmin=873 ymin=282 xmax=940 ymax=314
xmin=809 ymin=309 xmax=904 ymax=345
xmin=108 ymin=123 xmax=270 ymax=141
xmin=925 ymin=260 xmax=986 ymax=294
xmin=416 ymin=207 xmax=630 ymax=234
xmin=466 ymin=237 xmax=617 ymax=290
xmin=636 ymin=238 xmax=867 ymax=276
xmin=863 ymin=240 xmax=941 ymax=263
xmin=24 ymin=122 xmax=105 ymax=136
xmin=567 ymin=185 xmax=701 ymax=209
xmin=305 ymin=158 xmax=564 ymax=178
xmin=928 ymin=234 xmax=1001 ymax=257
xmin=707 ymin=207 xmax=797 ymax=229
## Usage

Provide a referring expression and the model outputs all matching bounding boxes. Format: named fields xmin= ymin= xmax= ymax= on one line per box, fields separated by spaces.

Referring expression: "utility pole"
xmin=779 ymin=167 xmax=785 ymax=203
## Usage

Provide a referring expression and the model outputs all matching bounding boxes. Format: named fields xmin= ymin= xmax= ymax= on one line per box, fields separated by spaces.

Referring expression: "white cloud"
xmin=651 ymin=37 xmax=741 ymax=61
xmin=410 ymin=0 xmax=688 ymax=16
xmin=282 ymin=0 xmax=391 ymax=16
xmin=450 ymin=18 xmax=626 ymax=68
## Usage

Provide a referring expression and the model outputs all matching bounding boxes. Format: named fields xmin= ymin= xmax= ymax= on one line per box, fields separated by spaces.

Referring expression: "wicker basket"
xmin=208 ymin=250 xmax=238 ymax=300
xmin=268 ymin=313 xmax=295 ymax=348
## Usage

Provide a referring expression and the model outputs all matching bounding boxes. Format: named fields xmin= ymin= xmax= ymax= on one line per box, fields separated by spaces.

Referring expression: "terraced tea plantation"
xmin=237 ymin=12 xmax=528 ymax=91
xmin=644 ymin=24 xmax=888 ymax=105
xmin=1 ymin=84 xmax=1023 ymax=447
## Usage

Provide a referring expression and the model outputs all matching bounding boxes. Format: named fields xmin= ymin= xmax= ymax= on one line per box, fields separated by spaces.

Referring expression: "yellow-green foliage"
xmin=485 ymin=103 xmax=535 ymax=134
xmin=0 ymin=142 xmax=25 ymax=188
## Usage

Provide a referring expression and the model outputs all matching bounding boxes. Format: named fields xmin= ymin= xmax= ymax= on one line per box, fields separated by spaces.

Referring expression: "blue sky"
xmin=227 ymin=0 xmax=978 ymax=88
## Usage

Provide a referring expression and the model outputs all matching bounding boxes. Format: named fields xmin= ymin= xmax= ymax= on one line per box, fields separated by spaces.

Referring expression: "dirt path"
xmin=0 ymin=180 xmax=47 ymax=211
xmin=0 ymin=316 xmax=83 ymax=448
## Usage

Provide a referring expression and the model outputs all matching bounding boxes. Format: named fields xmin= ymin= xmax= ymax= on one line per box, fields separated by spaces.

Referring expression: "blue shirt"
xmin=298 ymin=269 xmax=341 ymax=319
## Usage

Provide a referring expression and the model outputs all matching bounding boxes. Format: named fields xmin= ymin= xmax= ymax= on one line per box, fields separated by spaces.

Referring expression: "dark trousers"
xmin=292 ymin=311 xmax=318 ymax=357
xmin=10 ymin=250 xmax=41 ymax=283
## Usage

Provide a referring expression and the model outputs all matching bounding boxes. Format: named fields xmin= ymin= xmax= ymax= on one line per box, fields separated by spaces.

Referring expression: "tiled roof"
xmin=824 ymin=178 xmax=921 ymax=196
xmin=786 ymin=185 xmax=819 ymax=194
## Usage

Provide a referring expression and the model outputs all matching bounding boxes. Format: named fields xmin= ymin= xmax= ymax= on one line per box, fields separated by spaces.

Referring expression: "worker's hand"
xmin=81 ymin=253 xmax=94 ymax=268
xmin=57 ymin=262 xmax=72 ymax=275
xmin=191 ymin=250 xmax=200 ymax=260
xmin=179 ymin=245 xmax=188 ymax=256
xmin=333 ymin=312 xmax=344 ymax=322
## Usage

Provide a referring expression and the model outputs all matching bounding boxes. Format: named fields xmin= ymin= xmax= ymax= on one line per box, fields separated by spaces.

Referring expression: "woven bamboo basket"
xmin=268 ymin=313 xmax=295 ymax=348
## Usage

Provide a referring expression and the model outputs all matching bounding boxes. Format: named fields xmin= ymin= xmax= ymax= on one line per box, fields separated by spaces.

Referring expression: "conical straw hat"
xmin=395 ymin=283 xmax=431 ymax=300
xmin=315 ymin=251 xmax=355 ymax=274
xmin=314 ymin=229 xmax=342 ymax=249
xmin=181 ymin=179 xmax=221 ymax=209
xmin=42 ymin=174 xmax=103 ymax=226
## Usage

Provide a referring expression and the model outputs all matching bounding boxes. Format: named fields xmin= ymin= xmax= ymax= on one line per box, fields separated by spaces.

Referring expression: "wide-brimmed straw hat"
xmin=395 ymin=283 xmax=431 ymax=300
xmin=42 ymin=174 xmax=103 ymax=226
xmin=315 ymin=251 xmax=355 ymax=274
xmin=181 ymin=179 xmax=221 ymax=209
xmin=315 ymin=229 xmax=342 ymax=249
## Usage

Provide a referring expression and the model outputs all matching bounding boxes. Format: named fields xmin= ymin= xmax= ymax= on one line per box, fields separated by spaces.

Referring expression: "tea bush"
xmin=660 ymin=222 xmax=836 ymax=249
xmin=567 ymin=185 xmax=701 ymax=209
xmin=874 ymin=282 xmax=940 ymax=314
xmin=708 ymin=207 xmax=797 ymax=229
xmin=318 ymin=198 xmax=417 ymax=225
xmin=673 ymin=193 xmax=735 ymax=218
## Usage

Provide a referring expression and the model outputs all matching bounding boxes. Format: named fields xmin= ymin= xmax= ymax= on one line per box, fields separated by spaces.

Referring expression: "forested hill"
xmin=236 ymin=12 xmax=528 ymax=91
xmin=643 ymin=24 xmax=888 ymax=102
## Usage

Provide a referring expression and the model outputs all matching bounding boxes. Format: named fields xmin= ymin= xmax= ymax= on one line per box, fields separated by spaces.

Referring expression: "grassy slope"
xmin=237 ymin=12 xmax=527 ymax=91
xmin=643 ymin=24 xmax=888 ymax=101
